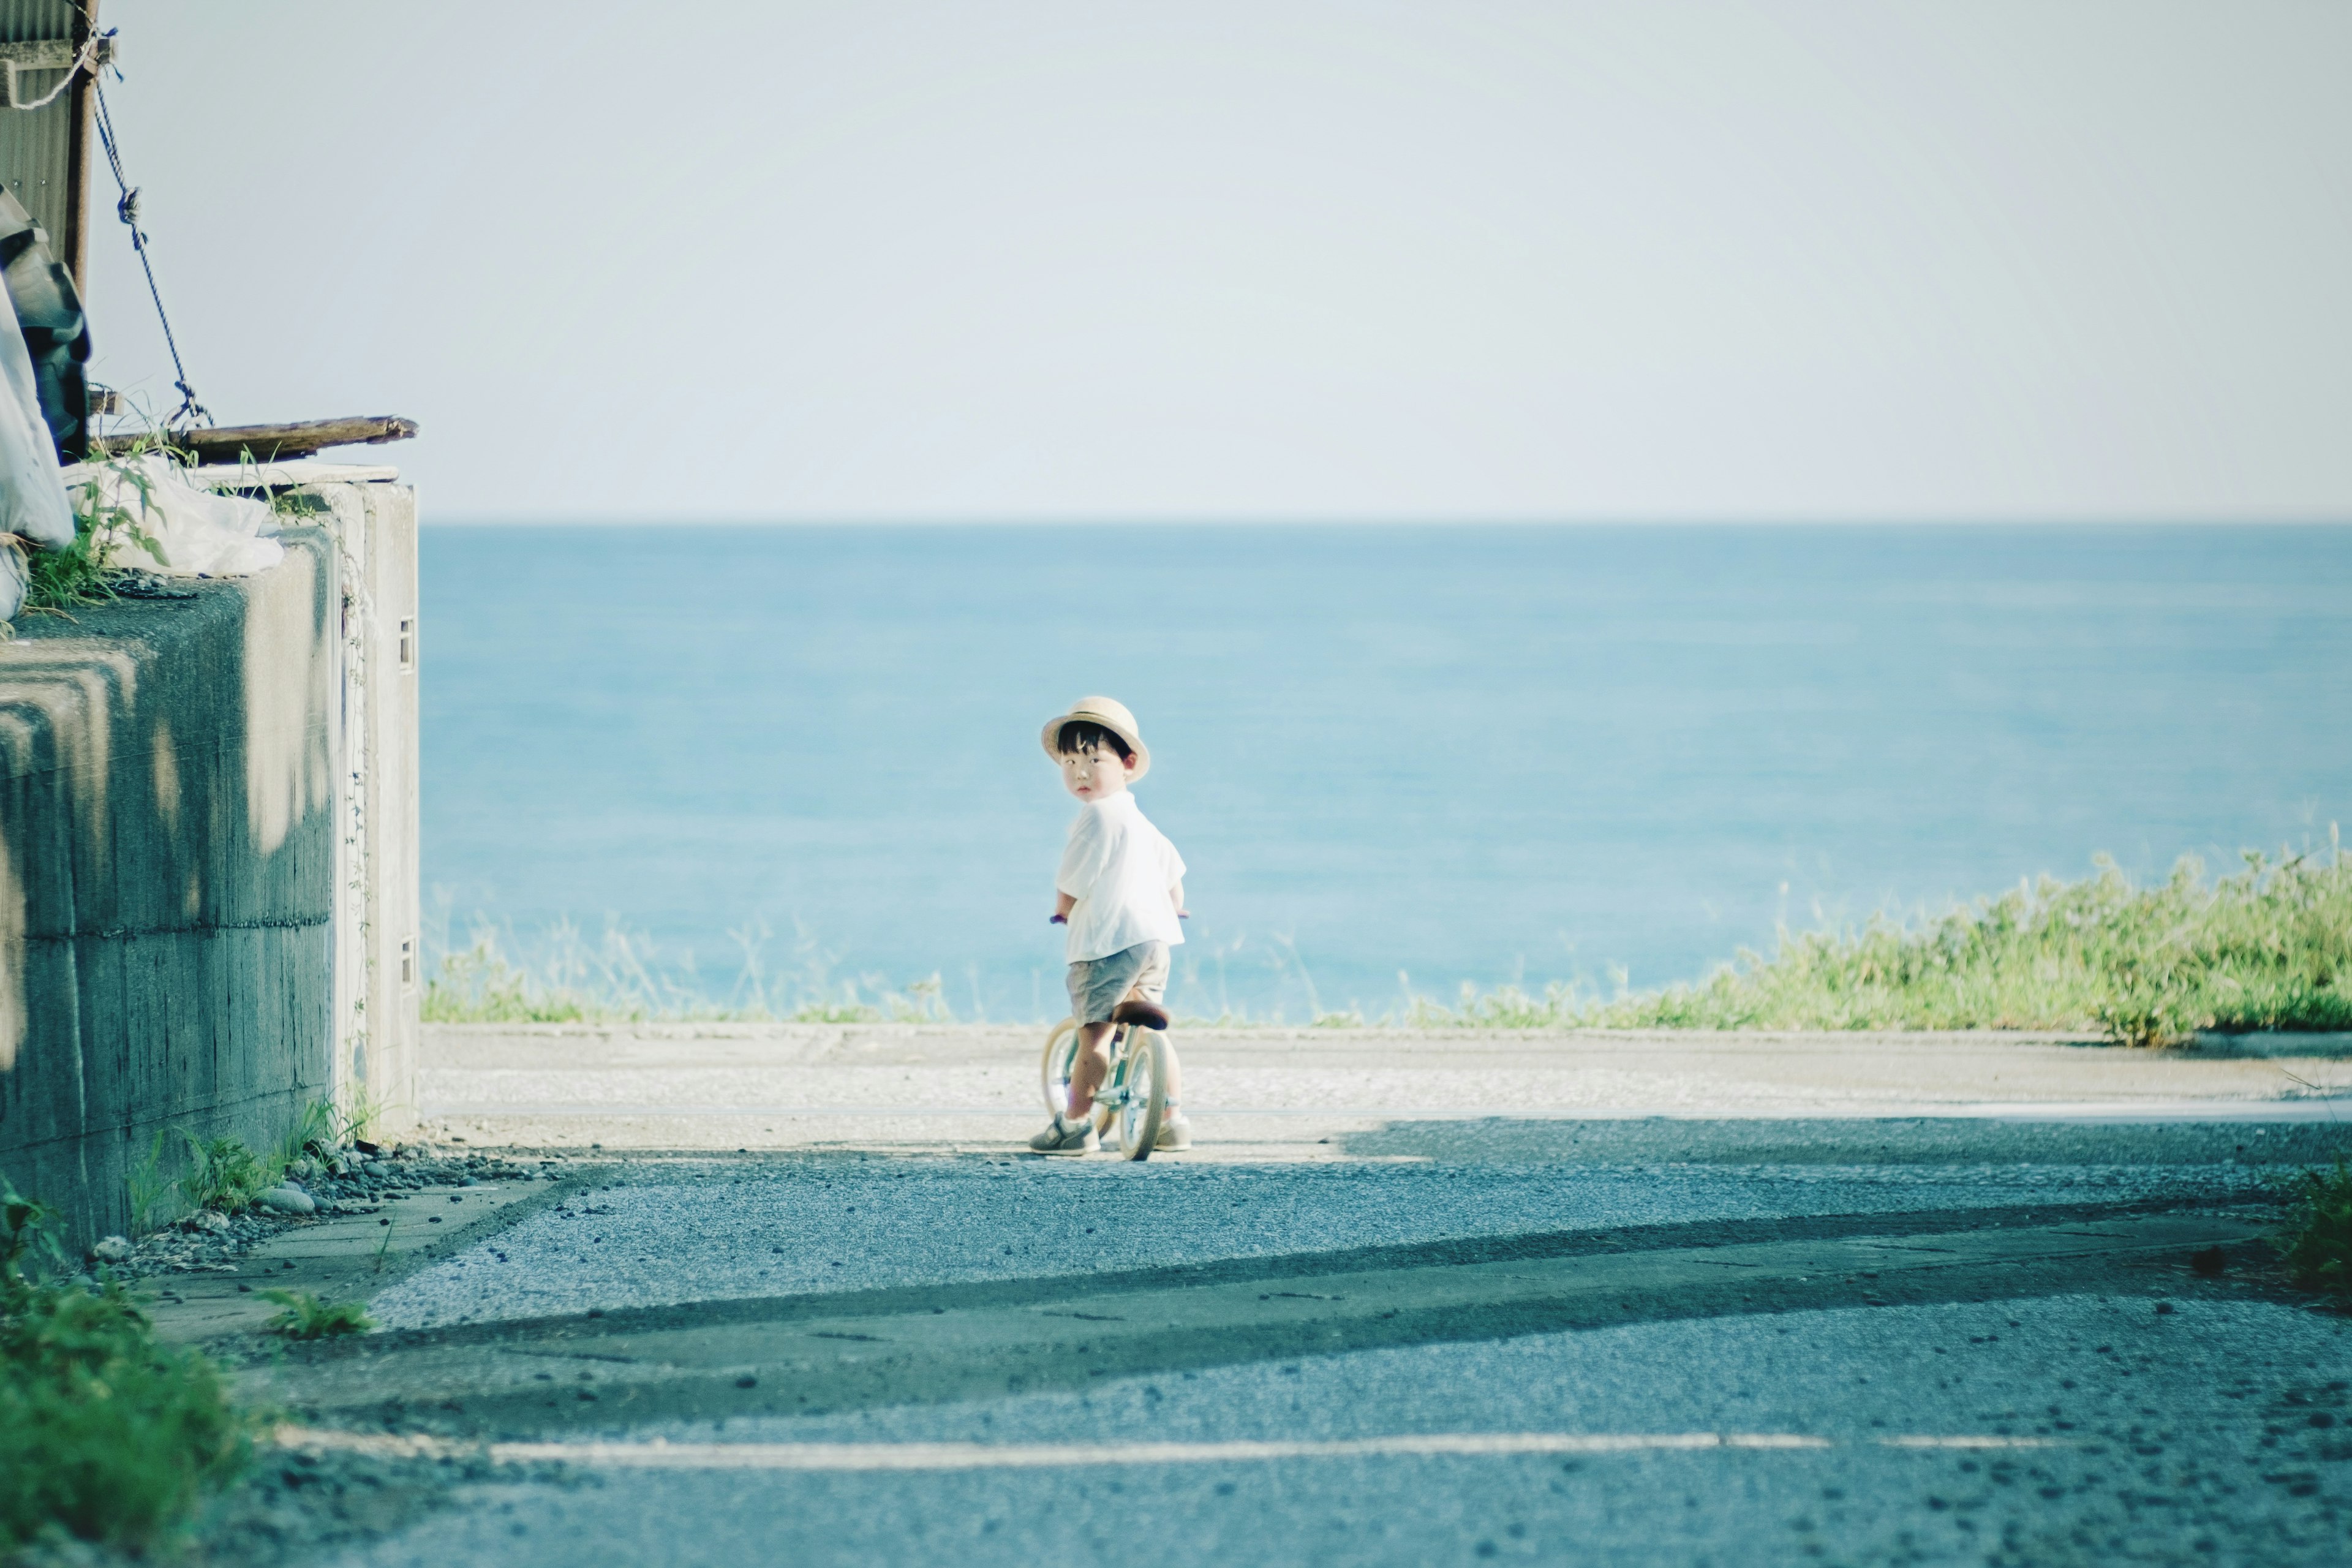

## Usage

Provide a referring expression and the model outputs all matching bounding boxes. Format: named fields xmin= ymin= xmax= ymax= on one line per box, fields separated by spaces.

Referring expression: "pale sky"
xmin=87 ymin=1 xmax=2352 ymax=522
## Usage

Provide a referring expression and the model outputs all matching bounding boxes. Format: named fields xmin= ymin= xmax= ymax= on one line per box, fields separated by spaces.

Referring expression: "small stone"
xmin=2154 ymin=1300 xmax=2176 ymax=1315
xmin=195 ymin=1209 xmax=232 ymax=1233
xmin=2190 ymin=1246 xmax=2227 ymax=1276
xmin=89 ymin=1235 xmax=132 ymax=1264
xmin=257 ymin=1186 xmax=317 ymax=1215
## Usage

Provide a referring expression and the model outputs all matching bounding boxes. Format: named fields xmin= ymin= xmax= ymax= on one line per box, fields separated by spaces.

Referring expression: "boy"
xmin=1030 ymin=695 xmax=1191 ymax=1155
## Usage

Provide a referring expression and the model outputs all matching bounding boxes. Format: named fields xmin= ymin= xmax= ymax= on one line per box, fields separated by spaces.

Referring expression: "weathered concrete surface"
xmin=186 ymin=1134 xmax=2352 ymax=1568
xmin=249 ymin=1205 xmax=2267 ymax=1438
xmin=0 ymin=535 xmax=337 ymax=1243
xmin=143 ymin=1174 xmax=558 ymax=1343
xmin=420 ymin=1022 xmax=2352 ymax=1155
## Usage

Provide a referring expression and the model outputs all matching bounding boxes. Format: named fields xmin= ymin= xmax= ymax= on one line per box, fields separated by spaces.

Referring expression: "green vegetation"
xmin=179 ymin=1134 xmax=274 ymax=1215
xmin=422 ymin=922 xmax=952 ymax=1025
xmin=1405 ymin=849 xmax=2351 ymax=1046
xmin=2279 ymin=1162 xmax=2352 ymax=1303
xmin=429 ymin=848 xmax=2350 ymax=1045
xmin=259 ymin=1290 xmax=373 ymax=1340
xmin=12 ymin=440 xmax=172 ymax=620
xmin=0 ymin=1185 xmax=254 ymax=1557
xmin=127 ymin=1099 xmax=369 ymax=1229
xmin=127 ymin=1129 xmax=179 ymax=1233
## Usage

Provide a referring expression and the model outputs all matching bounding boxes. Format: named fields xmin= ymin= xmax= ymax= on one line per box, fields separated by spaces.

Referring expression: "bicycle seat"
xmin=1110 ymin=1000 xmax=1171 ymax=1032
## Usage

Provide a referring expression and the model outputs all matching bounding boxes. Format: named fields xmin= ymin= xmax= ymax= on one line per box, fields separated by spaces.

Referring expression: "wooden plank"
xmin=91 ymin=415 xmax=421 ymax=462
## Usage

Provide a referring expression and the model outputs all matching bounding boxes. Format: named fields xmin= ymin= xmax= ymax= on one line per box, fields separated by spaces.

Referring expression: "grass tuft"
xmin=2279 ymin=1162 xmax=2352 ymax=1302
xmin=0 ymin=1183 xmax=254 ymax=1556
xmin=259 ymin=1290 xmax=373 ymax=1340
xmin=13 ymin=437 xmax=178 ymax=620
xmin=179 ymin=1134 xmax=274 ymax=1216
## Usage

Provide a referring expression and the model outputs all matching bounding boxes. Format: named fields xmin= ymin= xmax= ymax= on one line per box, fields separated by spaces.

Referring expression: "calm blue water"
xmin=422 ymin=524 xmax=2352 ymax=1021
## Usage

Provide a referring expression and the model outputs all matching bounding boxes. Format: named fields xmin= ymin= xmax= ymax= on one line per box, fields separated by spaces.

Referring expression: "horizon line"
xmin=415 ymin=513 xmax=2352 ymax=529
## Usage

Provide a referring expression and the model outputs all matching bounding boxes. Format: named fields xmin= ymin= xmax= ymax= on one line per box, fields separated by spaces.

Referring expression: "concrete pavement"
xmin=418 ymin=1022 xmax=2352 ymax=1155
xmin=176 ymin=1026 xmax=2352 ymax=1566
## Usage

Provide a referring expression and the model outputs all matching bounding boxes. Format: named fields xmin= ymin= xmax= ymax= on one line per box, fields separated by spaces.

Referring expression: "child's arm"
xmin=1051 ymin=891 xmax=1076 ymax=925
xmin=1169 ymin=878 xmax=1188 ymax=919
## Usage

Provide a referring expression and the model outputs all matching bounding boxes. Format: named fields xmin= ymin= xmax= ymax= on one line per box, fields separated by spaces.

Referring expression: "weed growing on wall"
xmin=17 ymin=437 xmax=173 ymax=617
xmin=0 ymin=1185 xmax=255 ymax=1556
xmin=179 ymin=1135 xmax=273 ymax=1215
xmin=127 ymin=1129 xmax=179 ymax=1232
xmin=126 ymin=1099 xmax=372 ymax=1232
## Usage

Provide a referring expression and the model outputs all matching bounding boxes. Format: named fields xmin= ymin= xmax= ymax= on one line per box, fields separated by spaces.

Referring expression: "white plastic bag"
xmin=0 ymin=280 xmax=73 ymax=553
xmin=60 ymin=451 xmax=284 ymax=577
xmin=0 ymin=537 xmax=24 ymax=622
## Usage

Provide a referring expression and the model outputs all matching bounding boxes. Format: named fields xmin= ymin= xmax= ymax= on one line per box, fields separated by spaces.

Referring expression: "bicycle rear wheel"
xmin=1115 ymin=1029 xmax=1169 ymax=1162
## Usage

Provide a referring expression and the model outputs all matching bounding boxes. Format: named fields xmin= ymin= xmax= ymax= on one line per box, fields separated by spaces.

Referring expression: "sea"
xmin=421 ymin=524 xmax=2352 ymax=1023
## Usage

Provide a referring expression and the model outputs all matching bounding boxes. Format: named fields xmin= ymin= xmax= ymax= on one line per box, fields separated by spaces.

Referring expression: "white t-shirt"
xmin=1057 ymin=792 xmax=1187 ymax=962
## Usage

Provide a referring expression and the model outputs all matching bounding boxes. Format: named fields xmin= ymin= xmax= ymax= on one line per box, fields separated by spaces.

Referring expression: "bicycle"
xmin=1038 ymin=1000 xmax=1177 ymax=1161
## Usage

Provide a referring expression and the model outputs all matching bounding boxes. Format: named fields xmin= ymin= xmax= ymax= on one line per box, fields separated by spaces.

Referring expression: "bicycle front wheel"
xmin=1038 ymin=1017 xmax=1080 ymax=1117
xmin=1115 ymin=1029 xmax=1169 ymax=1163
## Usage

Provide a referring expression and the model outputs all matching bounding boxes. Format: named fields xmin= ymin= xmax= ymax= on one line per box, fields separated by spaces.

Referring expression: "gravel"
xmin=103 ymin=1144 xmax=560 ymax=1282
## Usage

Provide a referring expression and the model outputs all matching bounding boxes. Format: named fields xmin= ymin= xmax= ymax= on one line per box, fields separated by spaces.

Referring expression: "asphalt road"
xmin=211 ymin=1109 xmax=2352 ymax=1568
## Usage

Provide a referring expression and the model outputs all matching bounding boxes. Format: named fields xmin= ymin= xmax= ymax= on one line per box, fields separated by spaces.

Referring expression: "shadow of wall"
xmin=0 ymin=529 xmax=336 ymax=1245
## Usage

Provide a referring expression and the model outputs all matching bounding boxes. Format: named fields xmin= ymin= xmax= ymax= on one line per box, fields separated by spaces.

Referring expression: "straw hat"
xmin=1041 ymin=695 xmax=1150 ymax=782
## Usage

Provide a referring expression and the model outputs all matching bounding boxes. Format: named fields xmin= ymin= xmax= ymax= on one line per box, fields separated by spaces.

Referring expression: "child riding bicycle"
xmin=1030 ymin=696 xmax=1191 ymax=1156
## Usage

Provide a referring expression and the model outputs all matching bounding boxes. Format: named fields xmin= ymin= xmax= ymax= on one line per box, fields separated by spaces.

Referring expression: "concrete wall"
xmin=0 ymin=532 xmax=337 ymax=1243
xmin=0 ymin=477 xmax=420 ymax=1245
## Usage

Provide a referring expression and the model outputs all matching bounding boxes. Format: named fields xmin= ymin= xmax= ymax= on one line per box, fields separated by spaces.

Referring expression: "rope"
xmin=91 ymin=63 xmax=209 ymax=429
xmin=4 ymin=31 xmax=102 ymax=113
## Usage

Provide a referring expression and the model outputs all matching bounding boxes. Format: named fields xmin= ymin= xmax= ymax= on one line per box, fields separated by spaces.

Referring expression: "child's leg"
xmin=1066 ymin=1023 xmax=1116 ymax=1117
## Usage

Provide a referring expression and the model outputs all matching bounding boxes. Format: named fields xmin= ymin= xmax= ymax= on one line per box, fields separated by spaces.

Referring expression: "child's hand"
xmin=1177 ymin=909 xmax=1190 ymax=919
xmin=1049 ymin=913 xmax=1067 ymax=925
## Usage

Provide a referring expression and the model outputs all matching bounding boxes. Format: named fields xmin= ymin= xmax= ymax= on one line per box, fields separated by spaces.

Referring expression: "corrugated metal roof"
xmin=0 ymin=0 xmax=80 ymax=257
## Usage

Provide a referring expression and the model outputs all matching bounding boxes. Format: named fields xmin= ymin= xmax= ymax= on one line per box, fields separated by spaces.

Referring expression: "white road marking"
xmin=277 ymin=1426 xmax=2064 ymax=1470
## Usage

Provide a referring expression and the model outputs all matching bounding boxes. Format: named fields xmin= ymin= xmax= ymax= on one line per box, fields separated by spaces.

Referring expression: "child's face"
xmin=1059 ymin=742 xmax=1134 ymax=802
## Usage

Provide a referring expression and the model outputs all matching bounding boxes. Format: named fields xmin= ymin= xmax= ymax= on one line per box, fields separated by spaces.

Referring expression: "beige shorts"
xmin=1065 ymin=941 xmax=1170 ymax=1025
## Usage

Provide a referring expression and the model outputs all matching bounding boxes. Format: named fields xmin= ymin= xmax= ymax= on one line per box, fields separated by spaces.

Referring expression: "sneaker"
xmin=1155 ymin=1112 xmax=1193 ymax=1152
xmin=1028 ymin=1115 xmax=1099 ymax=1156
